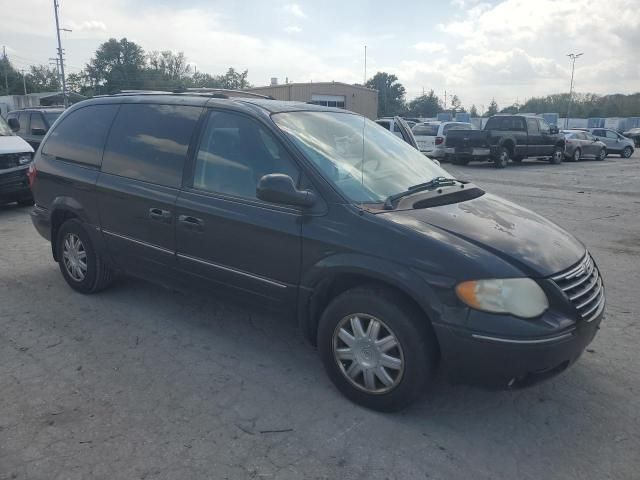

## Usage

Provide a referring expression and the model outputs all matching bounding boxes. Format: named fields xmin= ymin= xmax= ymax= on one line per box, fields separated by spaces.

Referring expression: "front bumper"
xmin=433 ymin=310 xmax=603 ymax=388
xmin=0 ymin=166 xmax=32 ymax=202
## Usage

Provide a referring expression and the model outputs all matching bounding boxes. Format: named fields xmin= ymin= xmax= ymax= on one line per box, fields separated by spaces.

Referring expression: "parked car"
xmin=6 ymin=107 xmax=64 ymax=150
xmin=445 ymin=114 xmax=565 ymax=168
xmin=30 ymin=93 xmax=605 ymax=411
xmin=0 ymin=115 xmax=35 ymax=206
xmin=589 ymin=128 xmax=635 ymax=158
xmin=412 ymin=121 xmax=473 ymax=159
xmin=622 ymin=127 xmax=640 ymax=148
xmin=562 ymin=130 xmax=607 ymax=161
xmin=376 ymin=116 xmax=440 ymax=166
xmin=375 ymin=117 xmax=409 ymax=139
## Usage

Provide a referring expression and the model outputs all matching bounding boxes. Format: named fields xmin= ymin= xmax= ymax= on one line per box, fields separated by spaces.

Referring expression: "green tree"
xmin=486 ymin=98 xmax=499 ymax=116
xmin=365 ymin=72 xmax=406 ymax=117
xmin=28 ymin=65 xmax=60 ymax=92
xmin=470 ymin=104 xmax=479 ymax=117
xmin=499 ymin=104 xmax=519 ymax=114
xmin=450 ymin=94 xmax=462 ymax=112
xmin=218 ymin=67 xmax=251 ymax=89
xmin=407 ymin=89 xmax=441 ymax=117
xmin=86 ymin=38 xmax=147 ymax=93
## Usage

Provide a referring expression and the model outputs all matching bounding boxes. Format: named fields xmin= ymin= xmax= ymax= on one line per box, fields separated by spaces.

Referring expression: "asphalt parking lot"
xmin=1 ymin=152 xmax=639 ymax=480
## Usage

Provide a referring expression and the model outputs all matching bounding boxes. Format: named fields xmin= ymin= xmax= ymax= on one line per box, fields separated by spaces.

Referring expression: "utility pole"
xmin=2 ymin=46 xmax=8 ymax=94
xmin=21 ymin=69 xmax=27 ymax=95
xmin=566 ymin=52 xmax=583 ymax=128
xmin=53 ymin=0 xmax=72 ymax=107
xmin=364 ymin=45 xmax=367 ymax=85
xmin=444 ymin=90 xmax=447 ymax=110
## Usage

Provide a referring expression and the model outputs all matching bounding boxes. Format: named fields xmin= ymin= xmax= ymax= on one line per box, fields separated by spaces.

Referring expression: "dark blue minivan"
xmin=30 ymin=91 xmax=605 ymax=411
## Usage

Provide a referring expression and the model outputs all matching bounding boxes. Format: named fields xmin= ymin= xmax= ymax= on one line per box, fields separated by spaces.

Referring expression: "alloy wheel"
xmin=332 ymin=314 xmax=405 ymax=394
xmin=622 ymin=147 xmax=632 ymax=158
xmin=62 ymin=233 xmax=87 ymax=282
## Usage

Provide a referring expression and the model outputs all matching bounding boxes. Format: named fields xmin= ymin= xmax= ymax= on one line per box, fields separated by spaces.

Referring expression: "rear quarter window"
xmin=42 ymin=105 xmax=119 ymax=167
xmin=101 ymin=104 xmax=202 ymax=188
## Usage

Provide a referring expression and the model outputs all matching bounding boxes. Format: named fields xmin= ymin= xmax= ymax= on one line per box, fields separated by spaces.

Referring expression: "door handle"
xmin=149 ymin=208 xmax=172 ymax=222
xmin=178 ymin=215 xmax=204 ymax=231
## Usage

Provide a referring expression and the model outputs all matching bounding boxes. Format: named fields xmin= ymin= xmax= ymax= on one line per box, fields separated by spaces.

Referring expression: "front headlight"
xmin=18 ymin=153 xmax=33 ymax=165
xmin=455 ymin=278 xmax=548 ymax=318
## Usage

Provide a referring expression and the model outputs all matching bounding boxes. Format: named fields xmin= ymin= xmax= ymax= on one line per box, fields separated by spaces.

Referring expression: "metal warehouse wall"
xmin=246 ymin=82 xmax=378 ymax=119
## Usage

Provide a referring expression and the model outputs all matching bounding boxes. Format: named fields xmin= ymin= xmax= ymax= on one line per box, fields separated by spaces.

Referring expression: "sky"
xmin=3 ymin=0 xmax=639 ymax=110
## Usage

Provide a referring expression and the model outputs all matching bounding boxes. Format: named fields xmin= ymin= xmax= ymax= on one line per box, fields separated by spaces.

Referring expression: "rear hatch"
xmin=412 ymin=123 xmax=439 ymax=152
xmin=445 ymin=129 xmax=490 ymax=150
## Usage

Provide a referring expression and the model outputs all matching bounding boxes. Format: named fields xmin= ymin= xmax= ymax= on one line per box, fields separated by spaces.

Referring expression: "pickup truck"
xmin=445 ymin=114 xmax=565 ymax=168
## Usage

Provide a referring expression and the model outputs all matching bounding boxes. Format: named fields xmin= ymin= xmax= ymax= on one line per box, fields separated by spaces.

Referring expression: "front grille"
xmin=0 ymin=153 xmax=21 ymax=170
xmin=552 ymin=253 xmax=605 ymax=322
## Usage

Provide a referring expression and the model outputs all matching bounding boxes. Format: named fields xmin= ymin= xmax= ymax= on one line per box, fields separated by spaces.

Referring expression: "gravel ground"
xmin=1 ymin=152 xmax=639 ymax=480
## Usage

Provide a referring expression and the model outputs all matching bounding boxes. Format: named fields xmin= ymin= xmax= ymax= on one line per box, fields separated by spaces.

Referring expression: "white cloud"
xmin=284 ymin=25 xmax=302 ymax=34
xmin=69 ymin=20 xmax=107 ymax=32
xmin=283 ymin=3 xmax=306 ymax=18
xmin=412 ymin=42 xmax=447 ymax=54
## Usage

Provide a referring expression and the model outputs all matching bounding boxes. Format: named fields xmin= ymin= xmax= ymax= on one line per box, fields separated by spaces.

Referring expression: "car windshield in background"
xmin=443 ymin=123 xmax=472 ymax=134
xmin=272 ymin=111 xmax=446 ymax=204
xmin=44 ymin=112 xmax=62 ymax=125
xmin=412 ymin=124 xmax=439 ymax=136
xmin=0 ymin=116 xmax=13 ymax=136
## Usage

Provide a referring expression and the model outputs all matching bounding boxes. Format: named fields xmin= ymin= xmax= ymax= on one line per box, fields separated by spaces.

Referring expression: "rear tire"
xmin=56 ymin=219 xmax=115 ymax=294
xmin=572 ymin=148 xmax=581 ymax=162
xmin=549 ymin=146 xmax=564 ymax=164
xmin=621 ymin=146 xmax=633 ymax=158
xmin=318 ymin=285 xmax=438 ymax=412
xmin=493 ymin=146 xmax=510 ymax=168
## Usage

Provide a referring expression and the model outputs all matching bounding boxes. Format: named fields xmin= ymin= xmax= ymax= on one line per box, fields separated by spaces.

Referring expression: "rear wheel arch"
xmin=51 ymin=209 xmax=81 ymax=261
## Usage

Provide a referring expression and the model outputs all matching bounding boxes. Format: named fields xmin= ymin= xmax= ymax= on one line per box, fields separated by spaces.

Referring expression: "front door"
xmin=526 ymin=118 xmax=542 ymax=156
xmin=175 ymin=109 xmax=303 ymax=307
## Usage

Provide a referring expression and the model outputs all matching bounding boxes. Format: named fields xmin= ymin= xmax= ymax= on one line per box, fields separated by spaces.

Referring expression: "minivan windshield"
xmin=0 ymin=116 xmax=13 ymax=136
xmin=272 ymin=111 xmax=448 ymax=203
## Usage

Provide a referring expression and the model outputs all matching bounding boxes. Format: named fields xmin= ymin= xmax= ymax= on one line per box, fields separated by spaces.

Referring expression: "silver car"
xmin=589 ymin=128 xmax=635 ymax=158
xmin=562 ymin=130 xmax=607 ymax=161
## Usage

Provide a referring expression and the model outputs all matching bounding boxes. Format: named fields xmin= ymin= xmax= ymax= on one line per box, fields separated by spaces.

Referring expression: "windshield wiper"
xmin=383 ymin=177 xmax=461 ymax=210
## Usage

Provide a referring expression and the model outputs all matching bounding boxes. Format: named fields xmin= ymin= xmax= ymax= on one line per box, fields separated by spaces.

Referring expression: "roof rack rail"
xmin=172 ymin=88 xmax=275 ymax=100
xmin=93 ymin=89 xmax=172 ymax=98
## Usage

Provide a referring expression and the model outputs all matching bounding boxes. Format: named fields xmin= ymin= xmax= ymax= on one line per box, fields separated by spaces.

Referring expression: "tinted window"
xmin=413 ymin=124 xmax=439 ymax=136
xmin=538 ymin=119 xmax=550 ymax=134
xmin=376 ymin=120 xmax=391 ymax=130
xmin=593 ymin=129 xmax=605 ymax=137
xmin=30 ymin=113 xmax=46 ymax=134
xmin=42 ymin=105 xmax=119 ymax=167
xmin=527 ymin=118 xmax=539 ymax=134
xmin=44 ymin=111 xmax=62 ymax=126
xmin=605 ymin=130 xmax=618 ymax=139
xmin=485 ymin=117 xmax=525 ymax=131
xmin=443 ymin=123 xmax=471 ymax=135
xmin=102 ymin=104 xmax=201 ymax=187
xmin=193 ymin=111 xmax=300 ymax=200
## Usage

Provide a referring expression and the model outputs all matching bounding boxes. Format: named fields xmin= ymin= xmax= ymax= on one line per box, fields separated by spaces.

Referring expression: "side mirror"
xmin=256 ymin=174 xmax=316 ymax=208
xmin=7 ymin=118 xmax=20 ymax=132
xmin=32 ymin=128 xmax=47 ymax=136
xmin=549 ymin=125 xmax=559 ymax=134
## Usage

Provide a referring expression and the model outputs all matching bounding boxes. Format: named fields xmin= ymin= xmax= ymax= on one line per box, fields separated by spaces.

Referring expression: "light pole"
xmin=53 ymin=0 xmax=72 ymax=108
xmin=566 ymin=52 xmax=583 ymax=128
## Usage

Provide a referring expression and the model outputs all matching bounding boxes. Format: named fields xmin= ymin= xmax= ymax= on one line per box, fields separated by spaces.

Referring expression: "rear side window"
xmin=412 ymin=124 xmax=439 ymax=136
xmin=30 ymin=113 xmax=46 ymax=134
xmin=485 ymin=117 xmax=525 ymax=131
xmin=102 ymin=104 xmax=201 ymax=188
xmin=443 ymin=123 xmax=471 ymax=135
xmin=42 ymin=105 xmax=119 ymax=167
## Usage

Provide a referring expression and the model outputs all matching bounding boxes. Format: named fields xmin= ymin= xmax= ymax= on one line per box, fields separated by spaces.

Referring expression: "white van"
xmin=0 ymin=115 xmax=35 ymax=205
xmin=412 ymin=121 xmax=473 ymax=159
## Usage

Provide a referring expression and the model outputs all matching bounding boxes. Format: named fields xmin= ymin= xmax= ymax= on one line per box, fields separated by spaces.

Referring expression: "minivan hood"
xmin=0 ymin=135 xmax=34 ymax=155
xmin=384 ymin=193 xmax=584 ymax=277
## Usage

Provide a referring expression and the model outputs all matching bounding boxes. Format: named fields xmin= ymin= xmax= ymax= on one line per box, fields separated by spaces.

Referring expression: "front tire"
xmin=318 ymin=285 xmax=438 ymax=412
xmin=56 ymin=219 xmax=115 ymax=294
xmin=597 ymin=148 xmax=607 ymax=161
xmin=549 ymin=146 xmax=564 ymax=164
xmin=621 ymin=146 xmax=633 ymax=158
